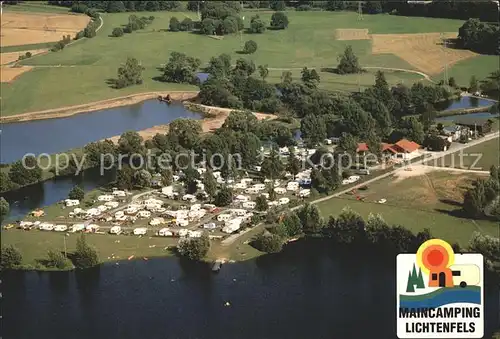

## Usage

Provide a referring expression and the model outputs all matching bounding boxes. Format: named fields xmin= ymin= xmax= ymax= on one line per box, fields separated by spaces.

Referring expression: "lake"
xmin=2 ymin=239 xmax=499 ymax=339
xmin=437 ymin=96 xmax=496 ymax=112
xmin=0 ymin=100 xmax=201 ymax=164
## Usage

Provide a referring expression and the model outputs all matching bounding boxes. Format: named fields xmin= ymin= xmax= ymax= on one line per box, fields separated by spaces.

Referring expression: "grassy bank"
xmin=1 ymin=11 xmax=472 ymax=115
xmin=436 ymin=136 xmax=500 ymax=170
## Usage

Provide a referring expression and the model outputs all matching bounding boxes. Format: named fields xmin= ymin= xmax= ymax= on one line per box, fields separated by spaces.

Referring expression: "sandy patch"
xmin=0 ymin=12 xmax=90 ymax=47
xmin=0 ymin=66 xmax=33 ymax=82
xmin=0 ymin=91 xmax=200 ymax=123
xmin=371 ymin=32 xmax=478 ymax=75
xmin=1 ymin=49 xmax=48 ymax=65
xmin=335 ymin=28 xmax=370 ymax=40
xmin=393 ymin=164 xmax=434 ymax=182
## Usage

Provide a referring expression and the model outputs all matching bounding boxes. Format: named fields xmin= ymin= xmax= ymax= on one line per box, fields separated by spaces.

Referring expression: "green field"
xmin=2 ymin=229 xmax=177 ymax=266
xmin=436 ymin=137 xmax=500 ymax=170
xmin=1 ymin=10 xmax=474 ymax=115
xmin=434 ymin=55 xmax=500 ymax=87
xmin=4 ymin=1 xmax=70 ymax=14
xmin=316 ymin=170 xmax=499 ymax=246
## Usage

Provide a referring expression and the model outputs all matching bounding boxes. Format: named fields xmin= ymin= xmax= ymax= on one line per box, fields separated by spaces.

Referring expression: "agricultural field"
xmin=316 ymin=170 xmax=498 ymax=246
xmin=1 ymin=10 xmax=494 ymax=116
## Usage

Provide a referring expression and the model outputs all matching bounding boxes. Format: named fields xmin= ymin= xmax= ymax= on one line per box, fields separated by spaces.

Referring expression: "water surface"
xmin=0 ymin=100 xmax=201 ymax=163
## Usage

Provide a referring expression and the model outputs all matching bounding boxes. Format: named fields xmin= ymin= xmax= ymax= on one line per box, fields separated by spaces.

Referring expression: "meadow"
xmin=1 ymin=9 xmax=484 ymax=116
xmin=436 ymin=137 xmax=500 ymax=170
xmin=316 ymin=170 xmax=499 ymax=246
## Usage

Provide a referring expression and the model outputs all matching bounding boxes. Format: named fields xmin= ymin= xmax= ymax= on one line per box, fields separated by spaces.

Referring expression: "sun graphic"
xmin=416 ymin=239 xmax=455 ymax=274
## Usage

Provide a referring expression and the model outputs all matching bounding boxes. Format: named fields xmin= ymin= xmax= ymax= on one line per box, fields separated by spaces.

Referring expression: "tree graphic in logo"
xmin=406 ymin=264 xmax=425 ymax=292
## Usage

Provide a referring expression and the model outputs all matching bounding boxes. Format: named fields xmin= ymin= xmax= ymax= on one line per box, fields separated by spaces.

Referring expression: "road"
xmin=221 ymin=132 xmax=499 ymax=246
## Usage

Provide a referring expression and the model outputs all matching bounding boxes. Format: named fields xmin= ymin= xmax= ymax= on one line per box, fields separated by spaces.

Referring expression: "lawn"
xmin=436 ymin=137 xmax=500 ymax=171
xmin=1 ymin=229 xmax=177 ymax=266
xmin=3 ymin=1 xmax=70 ymax=14
xmin=1 ymin=10 xmax=471 ymax=115
xmin=434 ymin=55 xmax=499 ymax=86
xmin=316 ymin=170 xmax=499 ymax=246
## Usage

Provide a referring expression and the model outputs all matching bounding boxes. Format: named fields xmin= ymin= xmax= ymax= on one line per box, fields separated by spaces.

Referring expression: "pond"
xmin=436 ymin=96 xmax=496 ymax=111
xmin=2 ymin=239 xmax=499 ymax=339
xmin=0 ymin=100 xmax=201 ymax=164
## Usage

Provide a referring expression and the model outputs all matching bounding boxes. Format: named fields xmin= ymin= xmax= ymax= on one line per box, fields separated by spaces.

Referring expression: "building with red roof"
xmin=356 ymin=139 xmax=421 ymax=161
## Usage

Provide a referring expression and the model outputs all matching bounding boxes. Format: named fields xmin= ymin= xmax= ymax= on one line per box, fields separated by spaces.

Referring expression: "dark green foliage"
xmin=180 ymin=17 xmax=194 ymax=31
xmin=84 ymin=140 xmax=117 ymax=167
xmin=249 ymin=15 xmax=266 ymax=33
xmin=300 ymin=67 xmax=320 ymax=88
xmin=206 ymin=53 xmax=232 ymax=78
xmin=243 ymin=40 xmax=258 ymax=54
xmin=8 ymin=156 xmax=42 ymax=186
xmin=458 ymin=19 xmax=499 ymax=55
xmin=161 ymin=52 xmax=201 ymax=84
xmin=337 ymin=45 xmax=362 ymax=74
xmin=112 ymin=27 xmax=124 ymax=37
xmin=202 ymin=170 xmax=217 ymax=200
xmin=270 ymin=11 xmax=289 ymax=29
xmin=73 ymin=234 xmax=99 ymax=269
xmin=68 ymin=185 xmax=84 ymax=200
xmin=45 ymin=250 xmax=73 ymax=270
xmin=253 ymin=232 xmax=283 ymax=253
xmin=234 ymin=58 xmax=256 ymax=76
xmin=270 ymin=1 xmax=286 ymax=11
xmin=114 ymin=57 xmax=145 ymax=89
xmin=215 ymin=186 xmax=233 ymax=206
xmin=260 ymin=148 xmax=284 ymax=179
xmin=281 ymin=212 xmax=303 ymax=237
xmin=255 ymin=195 xmax=268 ymax=211
xmin=0 ymin=245 xmax=22 ymax=270
xmin=177 ymin=233 xmax=210 ymax=260
xmin=297 ymin=203 xmax=324 ymax=234
xmin=468 ymin=232 xmax=500 ymax=272
xmin=115 ymin=166 xmax=135 ymax=190
xmin=0 ymin=197 xmax=10 ymax=220
xmin=0 ymin=172 xmax=14 ymax=193
xmin=169 ymin=17 xmax=180 ymax=31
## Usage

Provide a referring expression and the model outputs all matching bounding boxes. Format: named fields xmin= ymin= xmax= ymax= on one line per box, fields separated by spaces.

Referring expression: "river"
xmin=2 ymin=239 xmax=499 ymax=339
xmin=0 ymin=100 xmax=201 ymax=164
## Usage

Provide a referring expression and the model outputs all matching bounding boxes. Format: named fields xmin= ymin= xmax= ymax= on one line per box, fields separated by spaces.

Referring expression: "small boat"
xmin=212 ymin=260 xmax=222 ymax=272
xmin=128 ymin=255 xmax=135 ymax=261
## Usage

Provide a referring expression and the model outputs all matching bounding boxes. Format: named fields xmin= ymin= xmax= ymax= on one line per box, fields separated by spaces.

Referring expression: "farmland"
xmin=2 ymin=9 xmax=491 ymax=116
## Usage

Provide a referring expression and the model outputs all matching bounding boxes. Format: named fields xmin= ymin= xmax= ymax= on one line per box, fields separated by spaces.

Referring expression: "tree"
xmin=297 ymin=203 xmax=324 ymax=234
xmin=177 ymin=233 xmax=210 ymax=260
xmin=468 ymin=232 xmax=500 ymax=271
xmin=301 ymin=114 xmax=327 ymax=145
xmin=337 ymin=45 xmax=362 ymax=74
xmin=405 ymin=117 xmax=425 ymax=144
xmin=168 ymin=118 xmax=202 ymax=149
xmin=169 ymin=17 xmax=180 ymax=31
xmin=202 ymin=170 xmax=217 ymax=200
xmin=258 ymin=64 xmax=269 ymax=81
xmin=0 ymin=171 xmax=13 ymax=192
xmin=261 ymin=148 xmax=284 ymax=179
xmin=469 ymin=75 xmax=479 ymax=93
xmin=249 ymin=17 xmax=266 ymax=33
xmin=282 ymin=212 xmax=303 ymax=236
xmin=253 ymin=232 xmax=283 ymax=253
xmin=118 ymin=131 xmax=144 ymax=156
xmin=287 ymin=151 xmax=301 ymax=179
xmin=133 ymin=169 xmax=152 ymax=188
xmin=366 ymin=132 xmax=382 ymax=160
xmin=84 ymin=140 xmax=117 ymax=168
xmin=234 ymin=58 xmax=256 ymax=76
xmin=45 ymin=250 xmax=72 ymax=269
xmin=255 ymin=195 xmax=268 ymax=211
xmin=215 ymin=186 xmax=233 ymax=206
xmin=463 ymin=180 xmax=486 ymax=218
xmin=68 ymin=185 xmax=84 ymax=200
xmin=200 ymin=18 xmax=217 ymax=35
xmin=180 ymin=17 xmax=194 ymax=31
xmin=372 ymin=71 xmax=392 ymax=104
xmin=270 ymin=0 xmax=285 ymax=10
xmin=243 ymin=40 xmax=258 ymax=54
xmin=106 ymin=0 xmax=126 ymax=12
xmin=0 ymin=197 xmax=10 ymax=221
xmin=338 ymin=133 xmax=358 ymax=155
xmin=115 ymin=166 xmax=135 ymax=190
xmin=8 ymin=156 xmax=42 ymax=186
xmin=333 ymin=207 xmax=366 ymax=243
xmin=448 ymin=77 xmax=457 ymax=88
xmin=301 ymin=67 xmax=320 ymax=88
xmin=281 ymin=70 xmax=292 ymax=84
xmin=0 ymin=245 xmax=22 ymax=270
xmin=364 ymin=1 xmax=382 ymax=14
xmin=270 ymin=11 xmax=289 ymax=29
xmin=73 ymin=233 xmax=99 ymax=269
xmin=112 ymin=27 xmax=124 ymax=37
xmin=114 ymin=57 xmax=145 ymax=89
xmin=206 ymin=53 xmax=232 ymax=78
xmin=161 ymin=51 xmax=201 ymax=84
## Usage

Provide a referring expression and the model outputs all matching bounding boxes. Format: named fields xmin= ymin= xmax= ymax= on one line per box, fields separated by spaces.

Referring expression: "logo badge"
xmin=396 ymin=239 xmax=483 ymax=338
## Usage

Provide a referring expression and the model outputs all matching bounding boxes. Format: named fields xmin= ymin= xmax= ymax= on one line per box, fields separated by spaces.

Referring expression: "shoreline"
xmin=0 ymin=91 xmax=200 ymax=124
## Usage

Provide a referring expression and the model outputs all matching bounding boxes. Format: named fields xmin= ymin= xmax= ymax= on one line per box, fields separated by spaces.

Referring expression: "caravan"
xmin=157 ymin=228 xmax=173 ymax=237
xmin=133 ymin=227 xmax=148 ymax=236
xmin=110 ymin=226 xmax=122 ymax=235
xmin=274 ymin=187 xmax=286 ymax=195
xmin=71 ymin=223 xmax=85 ymax=233
xmin=278 ymin=197 xmax=290 ymax=205
xmin=65 ymin=199 xmax=79 ymax=207
xmin=54 ymin=224 xmax=68 ymax=232
xmin=242 ymin=201 xmax=256 ymax=209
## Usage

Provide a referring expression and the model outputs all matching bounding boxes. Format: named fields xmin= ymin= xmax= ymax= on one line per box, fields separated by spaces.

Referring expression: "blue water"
xmin=441 ymin=96 xmax=495 ymax=111
xmin=0 ymin=100 xmax=201 ymax=163
xmin=400 ymin=288 xmax=481 ymax=309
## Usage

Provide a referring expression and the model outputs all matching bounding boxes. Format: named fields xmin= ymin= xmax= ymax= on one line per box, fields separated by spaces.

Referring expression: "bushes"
xmin=17 ymin=51 xmax=32 ymax=61
xmin=169 ymin=17 xmax=180 ymax=31
xmin=112 ymin=27 xmax=124 ymax=37
xmin=45 ymin=250 xmax=73 ymax=270
xmin=177 ymin=233 xmax=210 ymax=260
xmin=72 ymin=233 xmax=99 ymax=269
xmin=51 ymin=34 xmax=72 ymax=51
xmin=68 ymin=185 xmax=85 ymax=200
xmin=270 ymin=11 xmax=289 ymax=29
xmin=0 ymin=245 xmax=22 ymax=270
xmin=243 ymin=40 xmax=258 ymax=54
xmin=123 ymin=15 xmax=155 ymax=34
xmin=180 ymin=18 xmax=193 ymax=31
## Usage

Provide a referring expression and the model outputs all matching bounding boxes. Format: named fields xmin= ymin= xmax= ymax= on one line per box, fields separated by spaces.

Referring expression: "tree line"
xmin=253 ymin=203 xmax=500 ymax=274
xmin=463 ymin=166 xmax=500 ymax=221
xmin=0 ymin=233 xmax=99 ymax=271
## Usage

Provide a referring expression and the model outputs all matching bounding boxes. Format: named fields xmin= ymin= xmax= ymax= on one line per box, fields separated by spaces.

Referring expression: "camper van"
xmin=253 ymin=184 xmax=266 ymax=191
xmin=287 ymin=182 xmax=299 ymax=191
xmin=112 ymin=190 xmax=126 ymax=197
xmin=137 ymin=210 xmax=151 ymax=218
xmin=86 ymin=224 xmax=100 ymax=232
xmin=182 ymin=194 xmax=197 ymax=202
xmin=217 ymin=214 xmax=232 ymax=222
xmin=299 ymin=189 xmax=310 ymax=198
xmin=245 ymin=187 xmax=259 ymax=194
xmin=110 ymin=226 xmax=122 ymax=235
xmin=278 ymin=197 xmax=290 ymax=205
xmin=39 ymin=223 xmax=54 ymax=231
xmin=71 ymin=223 xmax=85 ymax=233
xmin=243 ymin=201 xmax=256 ymax=209
xmin=133 ymin=227 xmax=148 ymax=236
xmin=97 ymin=195 xmax=114 ymax=202
xmin=157 ymin=228 xmax=173 ymax=237
xmin=234 ymin=182 xmax=247 ymax=189
xmin=105 ymin=201 xmax=119 ymax=208
xmin=450 ymin=264 xmax=481 ymax=288
xmin=176 ymin=219 xmax=189 ymax=227
xmin=65 ymin=199 xmax=79 ymax=207
xmin=54 ymin=224 xmax=68 ymax=232
xmin=274 ymin=187 xmax=286 ymax=195
xmin=235 ymin=195 xmax=250 ymax=202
